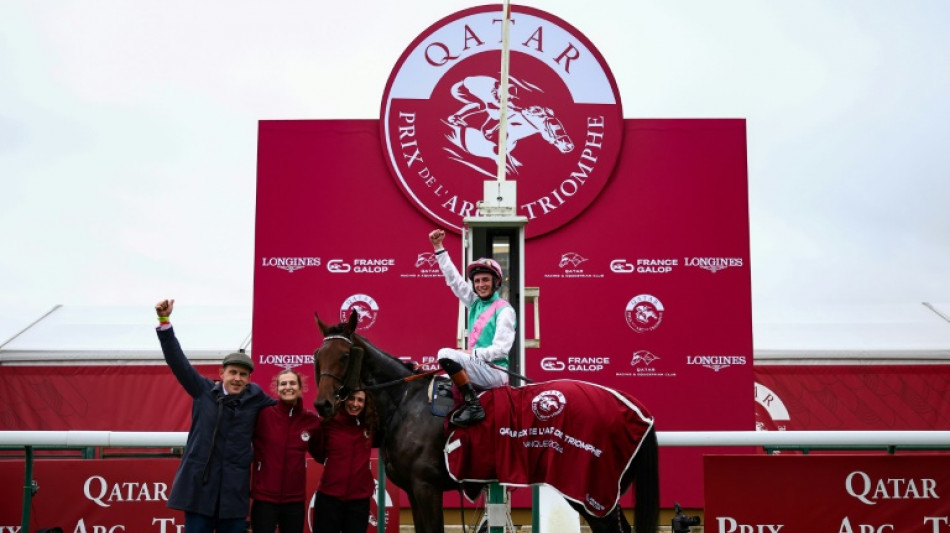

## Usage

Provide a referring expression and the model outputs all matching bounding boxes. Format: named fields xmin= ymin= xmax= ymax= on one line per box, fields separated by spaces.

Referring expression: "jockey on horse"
xmin=446 ymin=75 xmax=522 ymax=142
xmin=429 ymin=229 xmax=516 ymax=427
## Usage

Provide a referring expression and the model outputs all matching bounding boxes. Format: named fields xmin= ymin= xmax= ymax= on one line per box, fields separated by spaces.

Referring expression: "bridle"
xmin=317 ymin=332 xmax=445 ymax=395
xmin=315 ymin=334 xmax=354 ymax=399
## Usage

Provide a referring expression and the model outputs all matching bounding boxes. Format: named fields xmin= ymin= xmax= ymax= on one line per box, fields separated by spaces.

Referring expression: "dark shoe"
xmin=450 ymin=388 xmax=485 ymax=427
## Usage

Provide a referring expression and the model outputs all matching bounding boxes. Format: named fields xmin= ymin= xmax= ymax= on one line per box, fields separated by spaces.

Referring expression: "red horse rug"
xmin=443 ymin=379 xmax=654 ymax=517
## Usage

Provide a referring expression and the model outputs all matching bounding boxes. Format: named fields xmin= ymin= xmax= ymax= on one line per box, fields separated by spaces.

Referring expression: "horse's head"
xmin=313 ymin=309 xmax=364 ymax=418
xmin=524 ymin=105 xmax=574 ymax=154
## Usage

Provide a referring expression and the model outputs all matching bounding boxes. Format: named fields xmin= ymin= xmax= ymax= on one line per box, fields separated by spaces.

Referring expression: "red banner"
xmin=705 ymin=455 xmax=950 ymax=533
xmin=253 ymin=119 xmax=752 ymax=507
xmin=0 ymin=364 xmax=220 ymax=431
xmin=755 ymin=365 xmax=950 ymax=432
xmin=0 ymin=458 xmax=398 ymax=533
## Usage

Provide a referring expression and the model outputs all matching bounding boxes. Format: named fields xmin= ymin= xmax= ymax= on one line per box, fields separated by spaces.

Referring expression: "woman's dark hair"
xmin=340 ymin=389 xmax=379 ymax=442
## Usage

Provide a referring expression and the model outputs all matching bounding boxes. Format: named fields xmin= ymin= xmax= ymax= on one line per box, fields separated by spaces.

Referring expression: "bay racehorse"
xmin=313 ymin=310 xmax=658 ymax=533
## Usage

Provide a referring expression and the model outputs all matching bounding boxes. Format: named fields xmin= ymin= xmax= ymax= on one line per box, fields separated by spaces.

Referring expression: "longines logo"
xmin=340 ymin=294 xmax=379 ymax=330
xmin=260 ymin=256 xmax=321 ymax=273
xmin=624 ymin=294 xmax=664 ymax=332
xmin=327 ymin=258 xmax=395 ymax=274
xmin=610 ymin=258 xmax=677 ymax=274
xmin=258 ymin=353 xmax=313 ymax=370
xmin=380 ymin=5 xmax=624 ymax=238
xmin=683 ymin=256 xmax=743 ymax=273
xmin=686 ymin=354 xmax=747 ymax=372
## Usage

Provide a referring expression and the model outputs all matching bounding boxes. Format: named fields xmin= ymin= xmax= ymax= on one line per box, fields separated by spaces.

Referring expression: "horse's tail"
xmin=633 ymin=426 xmax=659 ymax=533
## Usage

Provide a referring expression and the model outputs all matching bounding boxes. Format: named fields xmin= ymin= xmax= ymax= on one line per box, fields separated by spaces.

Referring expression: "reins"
xmin=356 ymin=368 xmax=442 ymax=392
xmin=317 ymin=334 xmax=443 ymax=393
xmin=317 ymin=330 xmax=532 ymax=397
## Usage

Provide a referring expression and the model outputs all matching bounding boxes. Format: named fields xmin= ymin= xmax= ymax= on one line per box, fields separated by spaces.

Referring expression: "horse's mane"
xmin=324 ymin=322 xmax=418 ymax=376
xmin=355 ymin=334 xmax=418 ymax=377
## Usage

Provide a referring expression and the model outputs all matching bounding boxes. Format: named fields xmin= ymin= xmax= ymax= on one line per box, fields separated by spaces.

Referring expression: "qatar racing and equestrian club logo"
xmin=340 ymin=294 xmax=379 ymax=330
xmin=531 ymin=389 xmax=567 ymax=421
xmin=625 ymin=294 xmax=664 ymax=332
xmin=380 ymin=5 xmax=624 ymax=238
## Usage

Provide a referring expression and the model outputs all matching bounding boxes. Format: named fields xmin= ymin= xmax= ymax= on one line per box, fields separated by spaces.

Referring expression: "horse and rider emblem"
xmin=380 ymin=5 xmax=625 ymax=238
xmin=444 ymin=75 xmax=574 ymax=175
xmin=339 ymin=294 xmax=379 ymax=330
xmin=625 ymin=294 xmax=664 ymax=333
xmin=531 ymin=389 xmax=567 ymax=420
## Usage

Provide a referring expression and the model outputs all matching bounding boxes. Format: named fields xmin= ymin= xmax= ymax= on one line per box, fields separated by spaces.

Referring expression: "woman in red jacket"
xmin=251 ymin=369 xmax=320 ymax=533
xmin=309 ymin=390 xmax=379 ymax=533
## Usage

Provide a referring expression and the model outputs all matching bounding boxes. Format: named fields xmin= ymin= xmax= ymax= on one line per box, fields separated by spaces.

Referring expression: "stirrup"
xmin=450 ymin=405 xmax=485 ymax=427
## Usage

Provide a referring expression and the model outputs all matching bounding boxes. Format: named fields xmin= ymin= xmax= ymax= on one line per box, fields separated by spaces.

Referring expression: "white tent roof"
xmin=2 ymin=302 xmax=950 ymax=365
xmin=0 ymin=305 xmax=251 ymax=365
xmin=753 ymin=301 xmax=950 ymax=362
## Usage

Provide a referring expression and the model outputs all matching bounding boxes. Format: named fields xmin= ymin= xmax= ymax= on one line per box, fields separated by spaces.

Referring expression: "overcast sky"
xmin=2 ymin=1 xmax=949 ymax=343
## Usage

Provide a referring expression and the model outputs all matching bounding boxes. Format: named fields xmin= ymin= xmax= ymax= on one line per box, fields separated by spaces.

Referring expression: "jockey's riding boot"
xmin=451 ymin=383 xmax=486 ymax=427
xmin=449 ymin=370 xmax=485 ymax=427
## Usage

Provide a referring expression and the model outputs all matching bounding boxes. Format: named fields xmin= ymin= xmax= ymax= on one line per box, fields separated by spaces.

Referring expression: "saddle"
xmin=427 ymin=376 xmax=456 ymax=417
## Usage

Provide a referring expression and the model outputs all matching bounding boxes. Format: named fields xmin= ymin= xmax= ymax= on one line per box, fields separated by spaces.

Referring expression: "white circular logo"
xmin=531 ymin=390 xmax=567 ymax=420
xmin=380 ymin=5 xmax=624 ymax=238
xmin=300 ymin=431 xmax=311 ymax=442
xmin=340 ymin=294 xmax=379 ymax=330
xmin=755 ymin=382 xmax=791 ymax=431
xmin=625 ymin=294 xmax=664 ymax=332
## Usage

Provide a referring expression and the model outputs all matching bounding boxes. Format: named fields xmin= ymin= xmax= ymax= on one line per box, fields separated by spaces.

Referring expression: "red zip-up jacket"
xmin=251 ymin=399 xmax=320 ymax=503
xmin=308 ymin=413 xmax=375 ymax=501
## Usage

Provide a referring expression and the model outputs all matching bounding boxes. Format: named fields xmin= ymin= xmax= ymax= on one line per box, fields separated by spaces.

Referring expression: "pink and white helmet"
xmin=466 ymin=257 xmax=503 ymax=289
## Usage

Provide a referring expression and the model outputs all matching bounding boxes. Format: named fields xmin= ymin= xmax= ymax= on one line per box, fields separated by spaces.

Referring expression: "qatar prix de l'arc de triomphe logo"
xmin=380 ymin=5 xmax=624 ymax=238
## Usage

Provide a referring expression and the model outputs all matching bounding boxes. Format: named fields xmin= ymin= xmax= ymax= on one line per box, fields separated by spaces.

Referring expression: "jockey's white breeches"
xmin=438 ymin=348 xmax=508 ymax=390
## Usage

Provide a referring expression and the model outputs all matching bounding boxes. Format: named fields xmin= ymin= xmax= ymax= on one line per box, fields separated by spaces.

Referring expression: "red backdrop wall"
xmin=251 ymin=118 xmax=753 ymax=506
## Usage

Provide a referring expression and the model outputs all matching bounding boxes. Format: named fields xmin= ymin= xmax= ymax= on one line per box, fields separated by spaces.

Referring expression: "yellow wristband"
xmin=158 ymin=316 xmax=170 ymax=322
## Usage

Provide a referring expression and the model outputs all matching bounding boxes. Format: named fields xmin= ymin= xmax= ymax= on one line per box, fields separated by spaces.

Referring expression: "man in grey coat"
xmin=155 ymin=299 xmax=276 ymax=533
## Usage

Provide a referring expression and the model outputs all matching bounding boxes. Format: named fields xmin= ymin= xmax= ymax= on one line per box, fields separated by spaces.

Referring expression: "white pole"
xmin=495 ymin=0 xmax=512 ymax=183
xmin=0 ymin=431 xmax=189 ymax=447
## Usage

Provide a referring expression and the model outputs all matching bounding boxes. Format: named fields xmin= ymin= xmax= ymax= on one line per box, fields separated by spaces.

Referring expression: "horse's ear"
xmin=344 ymin=309 xmax=359 ymax=335
xmin=315 ymin=312 xmax=330 ymax=336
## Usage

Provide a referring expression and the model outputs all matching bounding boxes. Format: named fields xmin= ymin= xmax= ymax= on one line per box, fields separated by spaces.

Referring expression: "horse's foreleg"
xmin=408 ymin=484 xmax=445 ymax=533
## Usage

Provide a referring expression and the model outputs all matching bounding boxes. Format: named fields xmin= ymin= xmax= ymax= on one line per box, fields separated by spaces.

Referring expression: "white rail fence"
xmin=4 ymin=431 xmax=949 ymax=532
xmin=3 ymin=430 xmax=950 ymax=448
